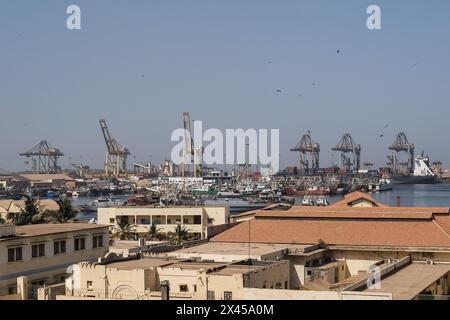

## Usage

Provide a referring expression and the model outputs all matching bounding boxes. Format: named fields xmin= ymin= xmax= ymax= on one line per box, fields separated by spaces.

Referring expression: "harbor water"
xmin=73 ymin=184 xmax=450 ymax=221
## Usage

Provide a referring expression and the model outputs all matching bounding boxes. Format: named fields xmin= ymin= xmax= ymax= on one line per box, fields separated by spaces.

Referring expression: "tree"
xmin=112 ymin=217 xmax=136 ymax=240
xmin=148 ymin=224 xmax=161 ymax=241
xmin=0 ymin=217 xmax=6 ymax=225
xmin=168 ymin=224 xmax=190 ymax=245
xmin=55 ymin=197 xmax=76 ymax=222
xmin=13 ymin=197 xmax=39 ymax=226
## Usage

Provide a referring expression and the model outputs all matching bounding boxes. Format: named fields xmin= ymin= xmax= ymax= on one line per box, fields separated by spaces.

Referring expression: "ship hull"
xmin=392 ymin=175 xmax=436 ymax=185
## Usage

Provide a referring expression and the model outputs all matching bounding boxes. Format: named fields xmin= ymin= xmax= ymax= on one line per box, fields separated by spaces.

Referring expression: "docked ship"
xmin=392 ymin=154 xmax=437 ymax=184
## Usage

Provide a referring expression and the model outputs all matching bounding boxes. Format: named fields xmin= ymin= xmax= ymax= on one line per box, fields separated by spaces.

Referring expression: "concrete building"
xmin=208 ymin=192 xmax=450 ymax=299
xmin=0 ymin=223 xmax=109 ymax=297
xmin=98 ymin=206 xmax=230 ymax=239
xmin=11 ymin=174 xmax=75 ymax=188
xmin=58 ymin=256 xmax=289 ymax=301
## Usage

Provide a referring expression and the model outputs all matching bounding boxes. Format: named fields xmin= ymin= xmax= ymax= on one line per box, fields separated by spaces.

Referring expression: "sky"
xmin=0 ymin=0 xmax=449 ymax=172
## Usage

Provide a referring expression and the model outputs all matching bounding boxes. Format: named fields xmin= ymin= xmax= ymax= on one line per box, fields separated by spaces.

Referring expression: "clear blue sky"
xmin=1 ymin=0 xmax=449 ymax=171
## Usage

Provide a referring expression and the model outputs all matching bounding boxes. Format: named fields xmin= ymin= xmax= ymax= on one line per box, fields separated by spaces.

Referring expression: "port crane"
xmin=20 ymin=140 xmax=64 ymax=174
xmin=388 ymin=132 xmax=414 ymax=174
xmin=332 ymin=133 xmax=361 ymax=173
xmin=133 ymin=162 xmax=152 ymax=175
xmin=99 ymin=119 xmax=130 ymax=177
xmin=290 ymin=131 xmax=320 ymax=173
xmin=71 ymin=163 xmax=90 ymax=178
xmin=181 ymin=112 xmax=203 ymax=177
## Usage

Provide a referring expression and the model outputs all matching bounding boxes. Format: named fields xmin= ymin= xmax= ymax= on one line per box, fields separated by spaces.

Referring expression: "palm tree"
xmin=148 ymin=224 xmax=161 ymax=241
xmin=169 ymin=224 xmax=190 ymax=245
xmin=112 ymin=217 xmax=137 ymax=240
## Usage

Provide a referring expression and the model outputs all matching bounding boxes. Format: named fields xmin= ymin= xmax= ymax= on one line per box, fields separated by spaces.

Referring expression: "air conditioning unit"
xmin=426 ymin=259 xmax=434 ymax=265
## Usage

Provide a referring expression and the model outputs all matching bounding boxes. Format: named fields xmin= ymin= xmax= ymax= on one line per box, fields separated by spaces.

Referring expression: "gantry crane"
xmin=388 ymin=132 xmax=414 ymax=174
xmin=20 ymin=140 xmax=64 ymax=174
xmin=182 ymin=112 xmax=203 ymax=177
xmin=99 ymin=119 xmax=130 ymax=177
xmin=71 ymin=163 xmax=90 ymax=178
xmin=332 ymin=133 xmax=361 ymax=173
xmin=290 ymin=131 xmax=320 ymax=173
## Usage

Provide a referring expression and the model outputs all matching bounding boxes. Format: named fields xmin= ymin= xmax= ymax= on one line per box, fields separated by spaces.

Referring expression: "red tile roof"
xmin=255 ymin=208 xmax=436 ymax=220
xmin=211 ymin=218 xmax=450 ymax=248
xmin=330 ymin=191 xmax=387 ymax=208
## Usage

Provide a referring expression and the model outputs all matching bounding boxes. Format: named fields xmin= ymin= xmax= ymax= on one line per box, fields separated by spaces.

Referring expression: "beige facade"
xmin=0 ymin=223 xmax=109 ymax=296
xmin=59 ymin=256 xmax=289 ymax=301
xmin=98 ymin=206 xmax=229 ymax=239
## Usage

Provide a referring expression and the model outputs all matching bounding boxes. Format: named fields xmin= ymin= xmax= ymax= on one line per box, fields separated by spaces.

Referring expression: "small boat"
xmin=301 ymin=196 xmax=314 ymax=206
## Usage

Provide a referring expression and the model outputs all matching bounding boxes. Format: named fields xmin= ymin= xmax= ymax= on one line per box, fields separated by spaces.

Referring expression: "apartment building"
xmin=0 ymin=223 xmax=109 ymax=296
xmin=97 ymin=206 xmax=230 ymax=239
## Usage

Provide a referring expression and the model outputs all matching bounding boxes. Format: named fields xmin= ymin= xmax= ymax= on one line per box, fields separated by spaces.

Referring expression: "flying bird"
xmin=275 ymin=89 xmax=282 ymax=93
xmin=337 ymin=50 xmax=340 ymax=54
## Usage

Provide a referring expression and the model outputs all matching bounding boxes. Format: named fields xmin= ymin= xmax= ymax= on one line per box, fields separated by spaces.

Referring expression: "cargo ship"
xmin=392 ymin=154 xmax=437 ymax=184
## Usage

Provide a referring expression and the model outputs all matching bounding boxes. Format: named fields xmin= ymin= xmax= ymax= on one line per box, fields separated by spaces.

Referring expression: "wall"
xmin=0 ymin=227 xmax=109 ymax=295
xmin=67 ymin=263 xmax=159 ymax=299
xmin=242 ymin=288 xmax=340 ymax=300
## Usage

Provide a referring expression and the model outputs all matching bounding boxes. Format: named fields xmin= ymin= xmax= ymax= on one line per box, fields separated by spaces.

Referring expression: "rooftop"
xmin=168 ymin=242 xmax=310 ymax=258
xmin=212 ymin=192 xmax=450 ymax=249
xmin=1 ymin=223 xmax=108 ymax=241
xmin=362 ymin=263 xmax=450 ymax=300
xmin=211 ymin=218 xmax=450 ymax=248
xmin=13 ymin=174 xmax=74 ymax=182
xmin=105 ymin=257 xmax=179 ymax=270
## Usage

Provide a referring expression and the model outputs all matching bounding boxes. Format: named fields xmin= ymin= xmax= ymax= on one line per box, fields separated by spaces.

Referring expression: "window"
xmin=7 ymin=247 xmax=23 ymax=262
xmin=179 ymin=285 xmax=188 ymax=292
xmin=183 ymin=218 xmax=189 ymax=224
xmin=224 ymin=291 xmax=232 ymax=300
xmin=207 ymin=218 xmax=214 ymax=224
xmin=193 ymin=285 xmax=197 ymax=292
xmin=53 ymin=240 xmax=66 ymax=255
xmin=285 ymin=281 xmax=288 ymax=289
xmin=32 ymin=244 xmax=45 ymax=258
xmin=167 ymin=218 xmax=171 ymax=224
xmin=8 ymin=286 xmax=17 ymax=295
xmin=75 ymin=238 xmax=86 ymax=251
xmin=194 ymin=216 xmax=202 ymax=224
xmin=93 ymin=235 xmax=104 ymax=249
xmin=87 ymin=281 xmax=93 ymax=291
xmin=109 ymin=218 xmax=115 ymax=224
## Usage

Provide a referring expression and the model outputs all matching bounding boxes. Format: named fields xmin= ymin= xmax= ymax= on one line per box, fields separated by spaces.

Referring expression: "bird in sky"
xmin=275 ymin=89 xmax=282 ymax=93
xmin=337 ymin=50 xmax=340 ymax=54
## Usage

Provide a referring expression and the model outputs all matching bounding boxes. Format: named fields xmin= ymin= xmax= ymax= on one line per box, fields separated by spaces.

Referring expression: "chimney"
xmin=396 ymin=196 xmax=401 ymax=208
